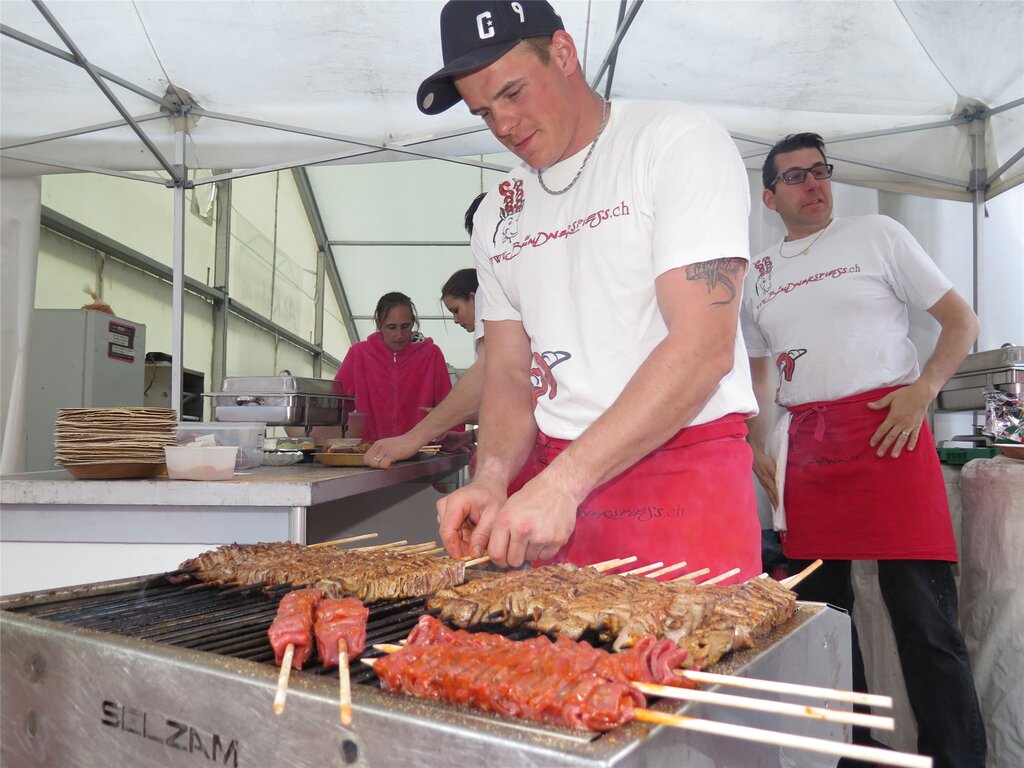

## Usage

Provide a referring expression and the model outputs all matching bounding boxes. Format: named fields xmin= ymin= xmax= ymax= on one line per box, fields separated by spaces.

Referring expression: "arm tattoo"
xmin=685 ymin=258 xmax=746 ymax=305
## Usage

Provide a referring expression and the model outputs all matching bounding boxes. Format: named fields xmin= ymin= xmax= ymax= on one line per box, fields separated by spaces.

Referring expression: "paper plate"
xmin=64 ymin=462 xmax=165 ymax=480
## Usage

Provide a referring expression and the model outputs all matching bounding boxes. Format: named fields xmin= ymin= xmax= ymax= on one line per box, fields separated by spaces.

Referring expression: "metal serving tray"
xmin=936 ymin=346 xmax=1024 ymax=412
xmin=205 ymin=375 xmax=354 ymax=427
xmin=217 ymin=375 xmax=348 ymax=397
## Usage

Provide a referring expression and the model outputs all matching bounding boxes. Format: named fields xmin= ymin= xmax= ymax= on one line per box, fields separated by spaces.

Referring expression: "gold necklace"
xmin=779 ymin=220 xmax=832 ymax=259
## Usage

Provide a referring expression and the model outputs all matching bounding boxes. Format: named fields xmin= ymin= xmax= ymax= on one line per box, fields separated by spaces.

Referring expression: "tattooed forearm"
xmin=685 ymin=258 xmax=747 ymax=305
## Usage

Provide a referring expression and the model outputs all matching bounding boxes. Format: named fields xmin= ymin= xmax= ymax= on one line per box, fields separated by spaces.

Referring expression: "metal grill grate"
xmin=3 ymin=577 xmax=433 ymax=685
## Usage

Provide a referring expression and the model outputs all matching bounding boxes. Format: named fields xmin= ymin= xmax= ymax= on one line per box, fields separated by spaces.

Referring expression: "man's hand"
xmin=484 ymin=472 xmax=579 ymax=567
xmin=440 ymin=430 xmax=474 ymax=454
xmin=364 ymin=434 xmax=422 ymax=469
xmin=751 ymin=450 xmax=779 ymax=507
xmin=436 ymin=480 xmax=506 ymax=560
xmin=867 ymin=382 xmax=932 ymax=458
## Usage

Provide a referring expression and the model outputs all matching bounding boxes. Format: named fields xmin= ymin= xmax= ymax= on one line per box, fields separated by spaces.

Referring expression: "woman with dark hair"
xmin=334 ymin=292 xmax=454 ymax=446
xmin=440 ymin=268 xmax=479 ymax=337
xmin=365 ymin=268 xmax=485 ymax=468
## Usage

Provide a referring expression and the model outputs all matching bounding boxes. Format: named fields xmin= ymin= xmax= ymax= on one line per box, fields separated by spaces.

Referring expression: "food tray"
xmin=314 ymin=452 xmax=371 ymax=467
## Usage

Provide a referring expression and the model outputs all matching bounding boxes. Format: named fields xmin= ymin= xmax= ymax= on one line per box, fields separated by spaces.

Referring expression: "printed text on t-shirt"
xmin=491 ymin=201 xmax=631 ymax=263
xmin=755 ymin=264 xmax=862 ymax=310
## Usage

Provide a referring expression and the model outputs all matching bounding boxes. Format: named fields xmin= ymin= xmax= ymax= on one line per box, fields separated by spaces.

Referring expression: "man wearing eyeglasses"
xmin=742 ymin=133 xmax=984 ymax=767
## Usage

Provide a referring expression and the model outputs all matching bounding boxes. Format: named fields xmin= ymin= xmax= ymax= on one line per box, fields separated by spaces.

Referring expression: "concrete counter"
xmin=0 ymin=454 xmax=468 ymax=595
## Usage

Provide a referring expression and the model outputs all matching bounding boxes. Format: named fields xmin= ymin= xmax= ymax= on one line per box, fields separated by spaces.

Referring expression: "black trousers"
xmin=788 ymin=559 xmax=986 ymax=768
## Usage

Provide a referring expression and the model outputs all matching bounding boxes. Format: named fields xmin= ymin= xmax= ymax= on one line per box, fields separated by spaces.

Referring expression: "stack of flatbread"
xmin=55 ymin=407 xmax=177 ymax=477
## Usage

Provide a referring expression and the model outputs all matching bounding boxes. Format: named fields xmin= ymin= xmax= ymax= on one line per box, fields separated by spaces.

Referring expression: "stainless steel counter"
xmin=0 ymin=455 xmax=468 ymax=595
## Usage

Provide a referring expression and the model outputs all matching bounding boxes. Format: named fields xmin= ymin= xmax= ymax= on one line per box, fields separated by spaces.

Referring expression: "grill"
xmin=1 ymin=575 xmax=851 ymax=767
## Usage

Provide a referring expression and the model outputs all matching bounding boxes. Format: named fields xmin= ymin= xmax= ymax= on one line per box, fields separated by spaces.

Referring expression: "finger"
xmin=437 ymin=497 xmax=471 ymax=558
xmin=486 ymin=523 xmax=511 ymax=568
xmin=504 ymin=525 xmax=529 ymax=569
xmin=533 ymin=543 xmax=561 ymax=562
xmin=869 ymin=423 xmax=892 ymax=448
xmin=887 ymin=428 xmax=913 ymax=458
xmin=468 ymin=508 xmax=498 ymax=560
xmin=865 ymin=393 xmax=893 ymax=411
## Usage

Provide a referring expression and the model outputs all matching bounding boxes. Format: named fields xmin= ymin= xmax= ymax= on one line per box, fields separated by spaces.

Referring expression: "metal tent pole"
xmin=171 ymin=127 xmax=187 ymax=417
xmin=968 ymin=118 xmax=987 ymax=353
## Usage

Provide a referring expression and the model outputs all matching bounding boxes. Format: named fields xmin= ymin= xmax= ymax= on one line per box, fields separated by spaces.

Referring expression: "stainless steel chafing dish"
xmin=205 ymin=374 xmax=354 ymax=429
xmin=936 ymin=345 xmax=1024 ymax=412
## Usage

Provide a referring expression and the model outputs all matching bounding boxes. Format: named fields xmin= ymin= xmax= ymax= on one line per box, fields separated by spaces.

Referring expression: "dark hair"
xmin=762 ymin=133 xmax=827 ymax=191
xmin=374 ymin=292 xmax=419 ymax=330
xmin=464 ymin=192 xmax=487 ymax=236
xmin=440 ymin=268 xmax=478 ymax=302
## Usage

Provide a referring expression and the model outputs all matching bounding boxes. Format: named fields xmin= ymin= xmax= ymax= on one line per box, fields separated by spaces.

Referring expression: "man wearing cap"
xmin=425 ymin=0 xmax=761 ymax=581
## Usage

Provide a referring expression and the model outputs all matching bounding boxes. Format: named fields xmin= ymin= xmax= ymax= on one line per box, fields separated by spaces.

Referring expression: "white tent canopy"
xmin=2 ymin=0 xmax=1022 ymax=200
xmin=2 ymin=0 xmax=1022 ymax=421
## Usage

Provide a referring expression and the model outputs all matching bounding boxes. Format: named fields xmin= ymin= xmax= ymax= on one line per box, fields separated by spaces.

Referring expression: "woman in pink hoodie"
xmin=335 ymin=292 xmax=454 ymax=445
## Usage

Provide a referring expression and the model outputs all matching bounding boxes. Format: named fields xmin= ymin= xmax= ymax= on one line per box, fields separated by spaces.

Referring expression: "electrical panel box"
xmin=25 ymin=309 xmax=146 ymax=472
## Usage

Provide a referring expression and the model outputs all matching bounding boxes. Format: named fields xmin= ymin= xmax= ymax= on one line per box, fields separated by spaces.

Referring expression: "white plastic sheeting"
xmin=960 ymin=456 xmax=1024 ymax=768
xmin=2 ymin=1 xmax=1022 ymax=199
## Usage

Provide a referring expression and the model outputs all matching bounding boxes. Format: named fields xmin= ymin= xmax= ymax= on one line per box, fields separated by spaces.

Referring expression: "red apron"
xmin=782 ymin=386 xmax=956 ymax=561
xmin=526 ymin=414 xmax=761 ymax=585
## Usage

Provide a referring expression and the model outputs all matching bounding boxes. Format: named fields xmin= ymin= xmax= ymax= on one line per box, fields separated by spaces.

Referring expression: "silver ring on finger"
xmin=901 ymin=430 xmax=911 ymax=437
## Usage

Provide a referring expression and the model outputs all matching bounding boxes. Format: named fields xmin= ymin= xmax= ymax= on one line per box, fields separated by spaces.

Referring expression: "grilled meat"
xmin=426 ymin=564 xmax=797 ymax=668
xmin=172 ymin=542 xmax=466 ymax=602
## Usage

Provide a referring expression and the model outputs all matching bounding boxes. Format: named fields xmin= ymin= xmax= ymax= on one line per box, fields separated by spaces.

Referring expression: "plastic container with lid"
xmin=164 ymin=445 xmax=239 ymax=481
xmin=177 ymin=422 xmax=266 ymax=470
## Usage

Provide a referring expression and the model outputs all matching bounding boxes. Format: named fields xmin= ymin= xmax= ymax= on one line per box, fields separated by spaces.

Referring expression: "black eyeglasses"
xmin=773 ymin=163 xmax=834 ymax=186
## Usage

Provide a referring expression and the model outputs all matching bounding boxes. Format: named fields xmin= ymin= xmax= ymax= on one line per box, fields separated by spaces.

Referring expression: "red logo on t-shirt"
xmin=493 ymin=179 xmax=525 ymax=246
xmin=531 ymin=350 xmax=571 ymax=407
xmin=774 ymin=348 xmax=807 ymax=402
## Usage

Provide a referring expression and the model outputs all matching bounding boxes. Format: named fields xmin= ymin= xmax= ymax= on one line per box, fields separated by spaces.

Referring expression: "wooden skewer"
xmin=698 ymin=567 xmax=741 ymax=586
xmin=358 ymin=655 xmax=920 ymax=767
xmin=634 ymin=709 xmax=930 ymax=768
xmin=590 ymin=556 xmax=638 ymax=571
xmin=307 ymin=532 xmax=379 ymax=549
xmin=396 ymin=541 xmax=437 ymax=553
xmin=680 ymin=669 xmax=894 ymax=709
xmin=338 ymin=638 xmax=352 ymax=726
xmin=273 ymin=644 xmax=294 ymax=715
xmin=620 ymin=561 xmax=665 ymax=577
xmin=353 ymin=540 xmax=408 ymax=551
xmin=463 ymin=555 xmax=491 ymax=567
xmin=373 ymin=643 xmax=403 ymax=653
xmin=631 ymin=681 xmax=894 ymax=730
xmin=644 ymin=560 xmax=688 ymax=579
xmin=421 ymin=547 xmax=447 ymax=556
xmin=781 ymin=559 xmax=824 ymax=589
xmin=673 ymin=567 xmax=711 ymax=581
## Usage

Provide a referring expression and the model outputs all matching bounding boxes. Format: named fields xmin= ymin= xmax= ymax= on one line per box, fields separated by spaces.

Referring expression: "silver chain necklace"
xmin=537 ymin=99 xmax=610 ymax=196
xmin=779 ymin=220 xmax=833 ymax=258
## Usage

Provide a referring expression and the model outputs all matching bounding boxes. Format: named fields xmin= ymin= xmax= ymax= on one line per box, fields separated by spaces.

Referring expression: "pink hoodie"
xmin=334 ymin=332 xmax=454 ymax=443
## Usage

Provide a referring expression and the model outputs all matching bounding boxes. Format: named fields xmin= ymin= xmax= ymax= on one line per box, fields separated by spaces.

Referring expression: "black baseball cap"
xmin=417 ymin=1 xmax=565 ymax=115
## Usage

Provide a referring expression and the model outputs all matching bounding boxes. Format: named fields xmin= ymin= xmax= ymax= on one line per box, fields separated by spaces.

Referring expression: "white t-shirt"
xmin=741 ymin=216 xmax=952 ymax=406
xmin=472 ymin=100 xmax=755 ymax=440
